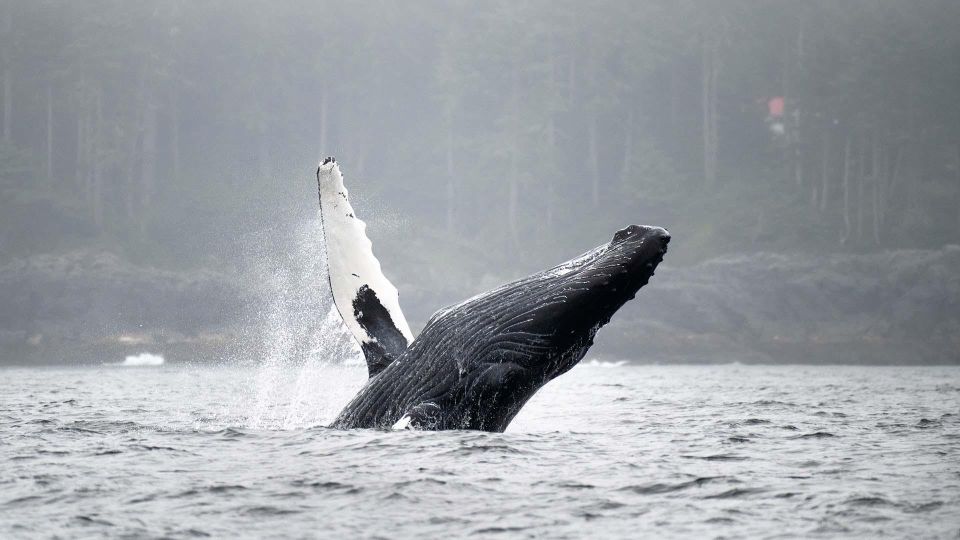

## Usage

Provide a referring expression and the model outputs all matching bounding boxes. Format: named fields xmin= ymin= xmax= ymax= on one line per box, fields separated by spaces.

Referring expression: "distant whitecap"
xmin=121 ymin=353 xmax=165 ymax=366
xmin=579 ymin=359 xmax=627 ymax=368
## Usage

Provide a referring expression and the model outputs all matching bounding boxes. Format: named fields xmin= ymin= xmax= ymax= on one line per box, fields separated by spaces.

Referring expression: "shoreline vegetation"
xmin=2 ymin=246 xmax=956 ymax=366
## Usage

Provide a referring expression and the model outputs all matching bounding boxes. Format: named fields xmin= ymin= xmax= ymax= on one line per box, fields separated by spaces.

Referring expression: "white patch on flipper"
xmin=392 ymin=415 xmax=412 ymax=430
xmin=317 ymin=161 xmax=414 ymax=348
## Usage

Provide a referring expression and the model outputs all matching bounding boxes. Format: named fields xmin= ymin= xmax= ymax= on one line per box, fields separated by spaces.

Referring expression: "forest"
xmin=1 ymin=1 xmax=960 ymax=365
xmin=1 ymin=0 xmax=958 ymax=270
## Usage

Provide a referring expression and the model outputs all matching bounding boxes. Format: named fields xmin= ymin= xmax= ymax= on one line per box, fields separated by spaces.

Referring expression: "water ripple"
xmin=0 ymin=364 xmax=956 ymax=539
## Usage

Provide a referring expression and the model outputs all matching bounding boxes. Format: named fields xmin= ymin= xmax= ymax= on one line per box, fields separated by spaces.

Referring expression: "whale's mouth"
xmin=550 ymin=224 xmax=669 ymax=313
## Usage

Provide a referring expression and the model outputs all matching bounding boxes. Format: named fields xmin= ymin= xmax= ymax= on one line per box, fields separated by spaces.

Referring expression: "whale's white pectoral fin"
xmin=317 ymin=158 xmax=413 ymax=377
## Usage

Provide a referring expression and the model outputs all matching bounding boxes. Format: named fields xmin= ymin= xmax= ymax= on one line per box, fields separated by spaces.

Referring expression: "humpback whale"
xmin=316 ymin=158 xmax=669 ymax=432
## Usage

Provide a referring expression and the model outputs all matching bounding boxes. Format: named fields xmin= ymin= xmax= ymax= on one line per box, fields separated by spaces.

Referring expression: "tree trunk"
xmin=126 ymin=72 xmax=146 ymax=222
xmin=445 ymin=121 xmax=455 ymax=236
xmin=793 ymin=24 xmax=805 ymax=190
xmin=92 ymin=89 xmax=104 ymax=230
xmin=170 ymin=84 xmax=180 ymax=181
xmin=701 ymin=30 xmax=719 ymax=187
xmin=711 ymin=44 xmax=719 ymax=184
xmin=752 ymin=209 xmax=765 ymax=244
xmin=588 ymin=111 xmax=600 ymax=206
xmin=319 ymin=84 xmax=328 ymax=154
xmin=508 ymin=156 xmax=519 ymax=247
xmin=856 ymin=136 xmax=865 ymax=241
xmin=140 ymin=87 xmax=158 ymax=234
xmin=507 ymin=58 xmax=520 ymax=248
xmin=956 ymin=143 xmax=960 ymax=233
xmin=124 ymin=130 xmax=139 ymax=222
xmin=886 ymin=144 xmax=904 ymax=230
xmin=819 ymin=129 xmax=830 ymax=213
xmin=871 ymin=134 xmax=883 ymax=246
xmin=794 ymin=118 xmax=803 ymax=188
xmin=508 ymin=128 xmax=520 ymax=249
xmin=75 ymin=103 xmax=85 ymax=189
xmin=841 ymin=136 xmax=851 ymax=244
xmin=546 ymin=113 xmax=556 ymax=230
xmin=1 ymin=68 xmax=8 ymax=142
xmin=1 ymin=5 xmax=10 ymax=143
xmin=46 ymin=84 xmax=53 ymax=179
xmin=669 ymin=60 xmax=679 ymax=155
xmin=545 ymin=45 xmax=558 ymax=232
xmin=82 ymin=101 xmax=93 ymax=212
xmin=702 ymin=33 xmax=711 ymax=186
xmin=544 ymin=41 xmax=558 ymax=233
xmin=620 ymin=106 xmax=634 ymax=186
xmin=355 ymin=149 xmax=364 ymax=178
xmin=257 ymin=121 xmax=270 ymax=180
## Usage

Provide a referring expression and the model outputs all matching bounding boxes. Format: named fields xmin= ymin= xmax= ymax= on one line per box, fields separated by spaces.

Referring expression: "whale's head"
xmin=547 ymin=223 xmax=668 ymax=328
xmin=395 ymin=224 xmax=669 ymax=431
xmin=498 ymin=224 xmax=671 ymax=377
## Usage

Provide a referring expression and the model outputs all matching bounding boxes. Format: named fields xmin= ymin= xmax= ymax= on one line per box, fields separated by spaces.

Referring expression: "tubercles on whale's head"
xmin=570 ymin=223 xmax=668 ymax=314
xmin=606 ymin=224 xmax=670 ymax=284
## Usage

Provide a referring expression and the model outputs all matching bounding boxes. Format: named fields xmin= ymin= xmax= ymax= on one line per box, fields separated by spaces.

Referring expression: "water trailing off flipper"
xmin=317 ymin=158 xmax=669 ymax=432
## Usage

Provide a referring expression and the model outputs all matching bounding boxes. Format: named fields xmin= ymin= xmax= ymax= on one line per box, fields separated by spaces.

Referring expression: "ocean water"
xmin=1 ymin=363 xmax=958 ymax=539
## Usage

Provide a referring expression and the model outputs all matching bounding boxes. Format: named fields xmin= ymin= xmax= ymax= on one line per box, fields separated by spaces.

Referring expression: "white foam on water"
xmin=579 ymin=358 xmax=628 ymax=368
xmin=119 ymin=353 xmax=165 ymax=366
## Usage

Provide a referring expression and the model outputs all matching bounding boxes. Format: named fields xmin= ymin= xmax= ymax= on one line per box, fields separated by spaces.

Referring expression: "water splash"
xmin=235 ymin=215 xmax=366 ymax=429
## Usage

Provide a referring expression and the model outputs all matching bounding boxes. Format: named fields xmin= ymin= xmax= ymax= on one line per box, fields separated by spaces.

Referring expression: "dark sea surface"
xmin=1 ymin=363 xmax=958 ymax=539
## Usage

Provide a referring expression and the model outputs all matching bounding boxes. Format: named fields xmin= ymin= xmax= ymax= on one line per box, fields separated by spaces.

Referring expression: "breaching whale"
xmin=316 ymin=157 xmax=669 ymax=432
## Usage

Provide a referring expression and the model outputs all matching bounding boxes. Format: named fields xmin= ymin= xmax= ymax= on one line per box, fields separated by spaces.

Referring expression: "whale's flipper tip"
xmin=317 ymin=156 xmax=337 ymax=178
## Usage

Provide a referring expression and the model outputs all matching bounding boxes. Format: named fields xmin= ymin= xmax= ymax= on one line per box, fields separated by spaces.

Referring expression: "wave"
xmin=618 ymin=476 xmax=731 ymax=495
xmin=579 ymin=359 xmax=628 ymax=368
xmin=117 ymin=353 xmax=165 ymax=367
xmin=98 ymin=353 xmax=165 ymax=366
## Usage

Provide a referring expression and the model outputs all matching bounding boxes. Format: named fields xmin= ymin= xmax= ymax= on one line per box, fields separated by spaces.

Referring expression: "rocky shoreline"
xmin=2 ymin=248 xmax=958 ymax=365
xmin=0 ymin=251 xmax=251 ymax=365
xmin=596 ymin=248 xmax=960 ymax=364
